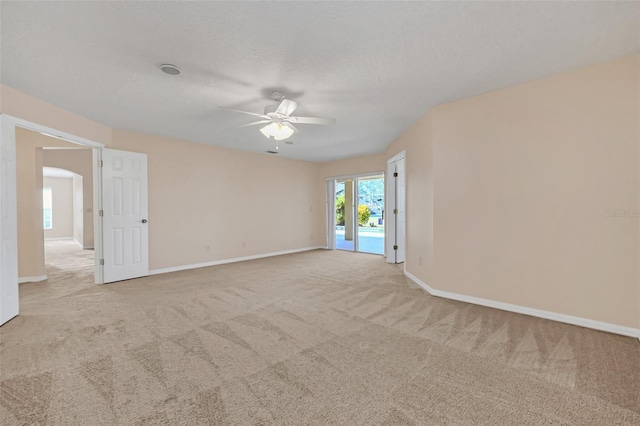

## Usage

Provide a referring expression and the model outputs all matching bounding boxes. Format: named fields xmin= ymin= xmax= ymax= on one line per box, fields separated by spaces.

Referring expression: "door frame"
xmin=0 ymin=114 xmax=105 ymax=287
xmin=326 ymin=171 xmax=385 ymax=254
xmin=326 ymin=180 xmax=336 ymax=250
xmin=386 ymin=150 xmax=406 ymax=263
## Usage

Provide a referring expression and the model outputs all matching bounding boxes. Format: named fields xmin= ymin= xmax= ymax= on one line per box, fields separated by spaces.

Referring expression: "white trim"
xmin=4 ymin=114 xmax=105 ymax=148
xmin=92 ymin=149 xmax=103 ymax=284
xmin=1 ymin=114 xmax=105 ymax=286
xmin=149 ymin=246 xmax=327 ymax=275
xmin=325 ymin=170 xmax=385 ymax=182
xmin=45 ymin=237 xmax=92 ymax=250
xmin=0 ymin=114 xmax=20 ymax=325
xmin=387 ymin=149 xmax=406 ymax=164
xmin=387 ymin=151 xmax=406 ymax=263
xmin=404 ymin=270 xmax=640 ymax=339
xmin=326 ymin=180 xmax=336 ymax=250
xmin=353 ymin=178 xmax=359 ymax=253
xmin=18 ymin=275 xmax=47 ymax=283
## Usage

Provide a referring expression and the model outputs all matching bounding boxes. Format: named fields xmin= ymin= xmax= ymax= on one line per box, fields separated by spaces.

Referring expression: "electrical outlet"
xmin=309 ymin=206 xmax=313 ymax=212
xmin=418 ymin=257 xmax=423 ymax=266
xmin=242 ymin=242 xmax=246 ymax=247
xmin=205 ymin=245 xmax=210 ymax=252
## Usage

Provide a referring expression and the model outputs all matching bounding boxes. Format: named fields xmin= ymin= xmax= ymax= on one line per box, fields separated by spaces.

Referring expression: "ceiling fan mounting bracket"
xmin=271 ymin=91 xmax=285 ymax=103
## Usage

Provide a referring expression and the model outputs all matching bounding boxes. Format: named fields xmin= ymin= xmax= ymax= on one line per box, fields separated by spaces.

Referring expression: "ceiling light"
xmin=160 ymin=64 xmax=181 ymax=75
xmin=259 ymin=122 xmax=294 ymax=141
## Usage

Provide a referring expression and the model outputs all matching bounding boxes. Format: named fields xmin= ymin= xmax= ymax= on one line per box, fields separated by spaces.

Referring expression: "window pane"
xmin=43 ymin=187 xmax=52 ymax=230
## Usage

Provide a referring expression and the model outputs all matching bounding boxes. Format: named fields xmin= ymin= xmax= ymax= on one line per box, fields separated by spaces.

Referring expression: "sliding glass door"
xmin=331 ymin=174 xmax=384 ymax=255
xmin=335 ymin=179 xmax=354 ymax=251
xmin=356 ymin=175 xmax=384 ymax=255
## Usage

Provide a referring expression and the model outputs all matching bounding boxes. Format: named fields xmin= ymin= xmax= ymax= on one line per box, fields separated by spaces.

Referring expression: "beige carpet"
xmin=1 ymin=241 xmax=639 ymax=425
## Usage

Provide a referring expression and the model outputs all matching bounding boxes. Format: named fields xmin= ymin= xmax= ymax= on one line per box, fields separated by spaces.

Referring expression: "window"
xmin=43 ymin=187 xmax=52 ymax=230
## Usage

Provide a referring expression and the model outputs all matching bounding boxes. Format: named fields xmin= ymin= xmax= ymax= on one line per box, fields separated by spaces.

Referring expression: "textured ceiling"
xmin=2 ymin=2 xmax=638 ymax=162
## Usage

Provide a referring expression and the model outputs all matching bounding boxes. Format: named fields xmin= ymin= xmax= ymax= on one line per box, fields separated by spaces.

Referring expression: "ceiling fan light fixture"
xmin=260 ymin=122 xmax=294 ymax=141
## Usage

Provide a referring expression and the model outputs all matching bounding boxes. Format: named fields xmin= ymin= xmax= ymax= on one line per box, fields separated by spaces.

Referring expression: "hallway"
xmin=21 ymin=240 xmax=95 ymax=301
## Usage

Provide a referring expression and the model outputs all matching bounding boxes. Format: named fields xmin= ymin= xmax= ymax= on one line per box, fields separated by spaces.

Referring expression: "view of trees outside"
xmin=335 ymin=178 xmax=384 ymax=226
xmin=357 ymin=178 xmax=384 ymax=215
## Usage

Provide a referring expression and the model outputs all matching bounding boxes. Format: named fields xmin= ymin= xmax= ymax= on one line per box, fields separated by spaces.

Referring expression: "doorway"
xmin=41 ymin=164 xmax=95 ymax=287
xmin=1 ymin=114 xmax=150 ymax=326
xmin=330 ymin=173 xmax=385 ymax=255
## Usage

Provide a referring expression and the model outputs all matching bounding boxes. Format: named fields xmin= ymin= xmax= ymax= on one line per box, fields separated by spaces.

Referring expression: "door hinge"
xmin=98 ymin=160 xmax=103 ymax=167
xmin=99 ymin=259 xmax=104 ymax=266
xmin=393 ymin=172 xmax=398 ymax=177
xmin=393 ymin=245 xmax=398 ymax=250
xmin=393 ymin=209 xmax=398 ymax=214
xmin=99 ymin=210 xmax=104 ymax=217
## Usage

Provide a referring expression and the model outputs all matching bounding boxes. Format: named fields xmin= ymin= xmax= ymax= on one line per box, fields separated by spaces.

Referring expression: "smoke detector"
xmin=160 ymin=64 xmax=181 ymax=75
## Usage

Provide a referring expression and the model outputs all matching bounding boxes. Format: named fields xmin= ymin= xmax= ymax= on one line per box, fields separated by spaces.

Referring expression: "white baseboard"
xmin=149 ymin=246 xmax=327 ymax=276
xmin=44 ymin=237 xmax=92 ymax=250
xmin=404 ymin=270 xmax=640 ymax=340
xmin=18 ymin=275 xmax=47 ymax=283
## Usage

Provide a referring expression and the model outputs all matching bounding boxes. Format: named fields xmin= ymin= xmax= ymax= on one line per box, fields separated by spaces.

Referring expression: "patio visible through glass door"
xmin=356 ymin=175 xmax=384 ymax=255
xmin=335 ymin=179 xmax=354 ymax=251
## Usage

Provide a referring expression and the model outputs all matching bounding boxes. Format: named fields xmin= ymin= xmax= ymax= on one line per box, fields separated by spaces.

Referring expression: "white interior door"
xmin=395 ymin=158 xmax=406 ymax=263
xmin=387 ymin=154 xmax=406 ymax=264
xmin=387 ymin=162 xmax=396 ymax=262
xmin=101 ymin=148 xmax=149 ymax=283
xmin=0 ymin=115 xmax=19 ymax=325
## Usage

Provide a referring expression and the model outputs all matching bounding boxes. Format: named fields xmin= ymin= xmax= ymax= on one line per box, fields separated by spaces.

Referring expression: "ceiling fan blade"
xmin=275 ymin=99 xmax=299 ymax=116
xmin=287 ymin=116 xmax=336 ymax=125
xmin=283 ymin=122 xmax=300 ymax=133
xmin=219 ymin=106 xmax=269 ymax=119
xmin=237 ymin=120 xmax=272 ymax=128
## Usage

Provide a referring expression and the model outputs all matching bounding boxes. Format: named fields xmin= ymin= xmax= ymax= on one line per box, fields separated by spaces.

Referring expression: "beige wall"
xmin=320 ymin=152 xmax=386 ymax=178
xmin=1 ymin=84 xmax=112 ymax=145
xmin=386 ymin=113 xmax=434 ymax=283
xmin=73 ymin=175 xmax=84 ymax=245
xmin=385 ymin=54 xmax=640 ymax=329
xmin=43 ymin=177 xmax=74 ymax=239
xmin=110 ymin=130 xmax=325 ymax=271
xmin=10 ymin=107 xmax=326 ymax=276
xmin=43 ymin=148 xmax=94 ymax=248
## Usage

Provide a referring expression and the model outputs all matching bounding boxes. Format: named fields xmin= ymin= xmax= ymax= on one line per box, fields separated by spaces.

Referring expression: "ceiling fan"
xmin=220 ymin=91 xmax=336 ymax=141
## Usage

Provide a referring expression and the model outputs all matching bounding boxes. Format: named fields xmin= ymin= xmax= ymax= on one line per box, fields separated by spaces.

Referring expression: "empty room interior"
xmin=0 ymin=2 xmax=639 ymax=425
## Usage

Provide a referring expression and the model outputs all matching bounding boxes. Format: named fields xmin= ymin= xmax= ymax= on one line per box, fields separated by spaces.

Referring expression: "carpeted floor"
xmin=1 ymin=241 xmax=639 ymax=425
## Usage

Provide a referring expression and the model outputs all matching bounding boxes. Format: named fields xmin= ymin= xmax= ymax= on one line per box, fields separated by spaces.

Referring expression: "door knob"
xmin=142 ymin=219 xmax=148 ymax=223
